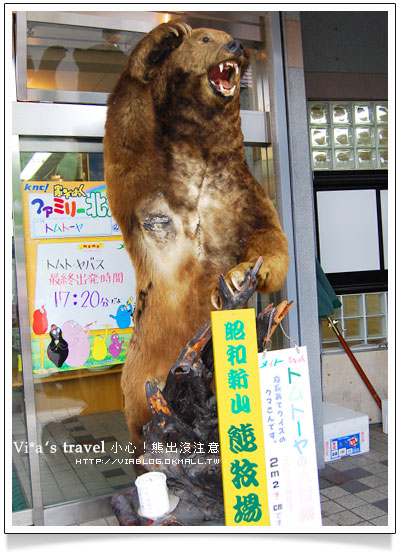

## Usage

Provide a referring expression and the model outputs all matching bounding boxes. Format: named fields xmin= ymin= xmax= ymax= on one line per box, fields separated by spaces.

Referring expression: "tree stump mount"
xmin=111 ymin=258 xmax=293 ymax=526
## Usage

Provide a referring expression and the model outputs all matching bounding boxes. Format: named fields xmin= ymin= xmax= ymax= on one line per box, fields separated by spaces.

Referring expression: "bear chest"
xmin=137 ymin=174 xmax=246 ymax=263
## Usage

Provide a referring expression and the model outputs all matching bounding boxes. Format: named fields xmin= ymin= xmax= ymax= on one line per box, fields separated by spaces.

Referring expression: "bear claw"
xmin=166 ymin=22 xmax=192 ymax=38
xmin=211 ymin=257 xmax=263 ymax=310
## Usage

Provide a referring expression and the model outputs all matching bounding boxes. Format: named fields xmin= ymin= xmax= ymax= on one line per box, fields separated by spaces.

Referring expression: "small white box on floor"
xmin=323 ymin=401 xmax=369 ymax=462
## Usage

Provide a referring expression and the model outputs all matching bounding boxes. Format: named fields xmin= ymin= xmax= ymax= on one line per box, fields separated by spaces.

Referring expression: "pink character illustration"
xmin=62 ymin=320 xmax=91 ymax=367
xmin=109 ymin=332 xmax=124 ymax=359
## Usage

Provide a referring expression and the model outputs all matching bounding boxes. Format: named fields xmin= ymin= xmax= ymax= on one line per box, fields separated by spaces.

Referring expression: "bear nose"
xmin=226 ymin=39 xmax=244 ymax=56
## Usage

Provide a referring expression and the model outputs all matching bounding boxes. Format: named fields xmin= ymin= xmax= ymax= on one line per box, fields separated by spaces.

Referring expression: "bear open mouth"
xmin=208 ymin=60 xmax=239 ymax=97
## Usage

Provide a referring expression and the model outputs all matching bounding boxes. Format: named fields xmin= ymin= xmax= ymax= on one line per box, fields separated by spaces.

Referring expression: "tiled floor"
xmin=318 ymin=424 xmax=388 ymax=526
xmin=12 ymin=410 xmax=136 ymax=508
xmin=13 ymin=405 xmax=388 ymax=527
xmin=78 ymin=423 xmax=388 ymax=527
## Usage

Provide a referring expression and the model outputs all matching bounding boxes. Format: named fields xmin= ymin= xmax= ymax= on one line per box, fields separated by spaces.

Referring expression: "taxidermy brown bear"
xmin=103 ymin=21 xmax=289 ymax=453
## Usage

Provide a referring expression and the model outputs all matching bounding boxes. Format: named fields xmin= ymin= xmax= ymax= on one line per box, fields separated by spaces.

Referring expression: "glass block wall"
xmin=308 ymin=101 xmax=388 ymax=171
xmin=320 ymin=292 xmax=388 ymax=349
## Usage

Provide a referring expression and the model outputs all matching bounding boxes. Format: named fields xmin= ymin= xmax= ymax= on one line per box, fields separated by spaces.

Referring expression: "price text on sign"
xmin=258 ymin=346 xmax=322 ymax=527
xmin=211 ymin=308 xmax=270 ymax=526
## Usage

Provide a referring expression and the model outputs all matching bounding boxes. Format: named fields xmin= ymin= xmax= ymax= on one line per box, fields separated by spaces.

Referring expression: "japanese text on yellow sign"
xmin=211 ymin=308 xmax=270 ymax=526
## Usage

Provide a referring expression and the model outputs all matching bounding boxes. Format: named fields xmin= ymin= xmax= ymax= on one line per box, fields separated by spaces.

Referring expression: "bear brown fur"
xmin=103 ymin=21 xmax=289 ymax=454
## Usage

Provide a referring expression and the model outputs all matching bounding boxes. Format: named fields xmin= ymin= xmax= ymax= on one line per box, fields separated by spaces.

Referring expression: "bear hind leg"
xmin=124 ymin=394 xmax=152 ymax=457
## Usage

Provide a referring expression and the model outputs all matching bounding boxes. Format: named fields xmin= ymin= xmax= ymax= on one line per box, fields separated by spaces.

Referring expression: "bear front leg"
xmin=128 ymin=21 xmax=192 ymax=82
xmin=212 ymin=228 xmax=290 ymax=308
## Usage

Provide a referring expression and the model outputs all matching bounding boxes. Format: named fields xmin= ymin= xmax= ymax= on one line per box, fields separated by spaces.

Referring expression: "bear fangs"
xmin=218 ymin=61 xmax=239 ymax=74
xmin=208 ymin=60 xmax=239 ymax=97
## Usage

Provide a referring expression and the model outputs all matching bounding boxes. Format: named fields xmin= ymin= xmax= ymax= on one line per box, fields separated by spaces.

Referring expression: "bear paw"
xmin=146 ymin=21 xmax=192 ymax=66
xmin=129 ymin=21 xmax=192 ymax=82
xmin=211 ymin=258 xmax=269 ymax=310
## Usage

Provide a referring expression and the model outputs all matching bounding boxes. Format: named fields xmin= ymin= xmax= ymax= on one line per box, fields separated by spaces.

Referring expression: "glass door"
xmin=13 ymin=137 xmax=138 ymax=517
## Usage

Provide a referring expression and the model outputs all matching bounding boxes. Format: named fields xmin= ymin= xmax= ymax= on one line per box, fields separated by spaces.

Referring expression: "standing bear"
xmin=103 ymin=21 xmax=289 ymax=453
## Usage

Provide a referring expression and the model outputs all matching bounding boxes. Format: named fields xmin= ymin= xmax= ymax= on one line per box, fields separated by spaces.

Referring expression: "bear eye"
xmin=202 ymin=36 xmax=211 ymax=43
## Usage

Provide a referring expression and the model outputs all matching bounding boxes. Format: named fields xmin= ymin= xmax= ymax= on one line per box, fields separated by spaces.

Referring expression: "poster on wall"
xmin=21 ymin=181 xmax=136 ymax=374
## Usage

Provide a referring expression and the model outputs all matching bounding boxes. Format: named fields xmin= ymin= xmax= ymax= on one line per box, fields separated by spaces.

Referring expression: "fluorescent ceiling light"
xmin=20 ymin=152 xmax=52 ymax=180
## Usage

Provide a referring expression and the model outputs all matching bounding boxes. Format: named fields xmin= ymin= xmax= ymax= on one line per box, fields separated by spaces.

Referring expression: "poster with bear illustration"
xmin=21 ymin=181 xmax=136 ymax=374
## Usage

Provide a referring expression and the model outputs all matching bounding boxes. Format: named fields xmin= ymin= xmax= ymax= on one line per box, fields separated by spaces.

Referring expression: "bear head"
xmin=147 ymin=27 xmax=250 ymax=117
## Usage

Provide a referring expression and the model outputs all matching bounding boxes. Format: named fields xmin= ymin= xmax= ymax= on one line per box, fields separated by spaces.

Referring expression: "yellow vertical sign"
xmin=211 ymin=308 xmax=270 ymax=526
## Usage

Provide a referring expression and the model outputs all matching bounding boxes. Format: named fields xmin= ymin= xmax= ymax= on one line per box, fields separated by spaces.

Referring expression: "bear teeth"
xmin=214 ymin=82 xmax=236 ymax=97
xmin=221 ymin=84 xmax=236 ymax=96
xmin=221 ymin=61 xmax=239 ymax=73
xmin=215 ymin=83 xmax=236 ymax=96
xmin=209 ymin=61 xmax=239 ymax=97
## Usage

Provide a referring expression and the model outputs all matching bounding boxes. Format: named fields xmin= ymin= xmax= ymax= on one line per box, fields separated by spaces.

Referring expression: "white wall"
xmin=321 ymin=348 xmax=388 ymax=424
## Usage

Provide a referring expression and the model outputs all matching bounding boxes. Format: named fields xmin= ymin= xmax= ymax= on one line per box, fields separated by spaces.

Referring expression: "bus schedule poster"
xmin=20 ymin=181 xmax=136 ymax=374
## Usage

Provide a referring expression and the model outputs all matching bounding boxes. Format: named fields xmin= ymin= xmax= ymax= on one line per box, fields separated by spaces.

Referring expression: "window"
xmin=320 ymin=292 xmax=388 ymax=349
xmin=314 ymin=170 xmax=387 ymax=294
xmin=308 ymin=101 xmax=388 ymax=171
xmin=309 ymin=102 xmax=389 ymax=347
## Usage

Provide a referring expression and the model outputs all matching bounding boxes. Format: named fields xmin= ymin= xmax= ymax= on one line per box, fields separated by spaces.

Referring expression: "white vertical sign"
xmin=258 ymin=346 xmax=322 ymax=527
